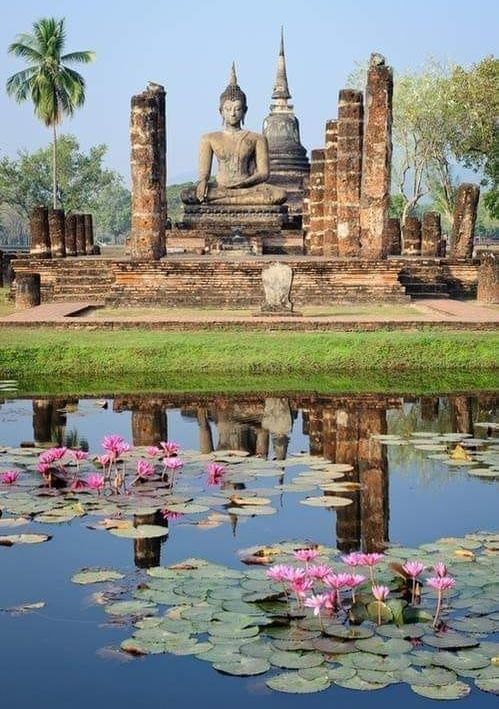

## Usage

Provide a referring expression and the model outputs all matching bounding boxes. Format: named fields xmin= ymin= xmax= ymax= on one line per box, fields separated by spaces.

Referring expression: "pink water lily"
xmin=146 ymin=446 xmax=162 ymax=458
xmin=427 ymin=575 xmax=456 ymax=628
xmin=290 ymin=577 xmax=314 ymax=605
xmin=161 ymin=509 xmax=183 ymax=521
xmin=359 ymin=552 xmax=384 ymax=583
xmin=101 ymin=435 xmax=130 ymax=458
xmin=164 ymin=458 xmax=184 ymax=470
xmin=266 ymin=564 xmax=292 ymax=583
xmin=293 ymin=549 xmax=319 ymax=568
xmin=307 ymin=563 xmax=333 ymax=581
xmin=0 ymin=470 xmax=20 ymax=485
xmin=70 ymin=450 xmax=88 ymax=462
xmin=433 ymin=562 xmax=448 ymax=578
xmin=342 ymin=551 xmax=365 ymax=567
xmin=372 ymin=584 xmax=390 ymax=625
xmin=304 ymin=593 xmax=329 ymax=628
xmin=324 ymin=572 xmax=352 ymax=609
xmin=346 ymin=573 xmax=366 ymax=603
xmin=39 ymin=447 xmax=67 ymax=466
xmin=136 ymin=460 xmax=155 ymax=479
xmin=206 ymin=462 xmax=225 ymax=486
xmin=160 ymin=441 xmax=180 ymax=456
xmin=403 ymin=560 xmax=426 ymax=604
xmin=86 ymin=474 xmax=105 ymax=493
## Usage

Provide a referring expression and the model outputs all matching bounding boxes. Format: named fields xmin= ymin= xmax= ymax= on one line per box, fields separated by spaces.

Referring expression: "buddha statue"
xmin=182 ymin=64 xmax=287 ymax=206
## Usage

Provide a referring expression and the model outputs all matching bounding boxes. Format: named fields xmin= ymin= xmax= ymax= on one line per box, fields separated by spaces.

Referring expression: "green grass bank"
xmin=0 ymin=328 xmax=497 ymax=396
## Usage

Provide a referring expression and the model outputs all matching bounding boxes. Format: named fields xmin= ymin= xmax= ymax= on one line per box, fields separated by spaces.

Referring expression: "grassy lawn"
xmin=0 ymin=288 xmax=14 ymax=317
xmin=90 ymin=303 xmax=426 ymax=319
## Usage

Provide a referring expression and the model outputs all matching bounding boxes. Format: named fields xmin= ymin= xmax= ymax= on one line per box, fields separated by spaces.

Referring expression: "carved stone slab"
xmin=261 ymin=262 xmax=293 ymax=313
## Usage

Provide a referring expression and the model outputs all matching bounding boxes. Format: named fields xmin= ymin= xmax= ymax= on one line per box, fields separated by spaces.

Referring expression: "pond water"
xmin=0 ymin=391 xmax=497 ymax=708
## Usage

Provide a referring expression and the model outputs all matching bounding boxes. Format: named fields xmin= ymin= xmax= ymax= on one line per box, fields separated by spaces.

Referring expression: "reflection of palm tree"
xmin=6 ymin=17 xmax=95 ymax=208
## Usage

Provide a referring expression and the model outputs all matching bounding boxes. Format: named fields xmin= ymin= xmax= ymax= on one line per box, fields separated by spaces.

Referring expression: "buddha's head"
xmin=219 ymin=62 xmax=247 ymax=126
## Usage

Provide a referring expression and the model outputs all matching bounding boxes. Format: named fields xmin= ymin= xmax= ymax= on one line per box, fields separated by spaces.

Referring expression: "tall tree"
xmin=6 ymin=17 xmax=95 ymax=208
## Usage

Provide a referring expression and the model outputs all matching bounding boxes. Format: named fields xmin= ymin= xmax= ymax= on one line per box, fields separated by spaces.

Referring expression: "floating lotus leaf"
xmin=357 ymin=669 xmax=398 ymax=685
xmin=166 ymin=503 xmax=209 ymax=514
xmin=0 ymin=517 xmax=30 ymax=528
xmin=449 ymin=617 xmax=498 ymax=634
xmin=109 ymin=524 xmax=168 ymax=539
xmin=325 ymin=665 xmax=357 ymax=681
xmin=366 ymin=601 xmax=394 ymax=624
xmin=213 ymin=655 xmax=270 ymax=675
xmin=376 ymin=623 xmax=426 ymax=639
xmin=241 ymin=590 xmax=283 ymax=603
xmin=423 ymin=632 xmax=479 ymax=650
xmin=475 ymin=678 xmax=499 ymax=694
xmin=300 ymin=496 xmax=353 ymax=508
xmin=325 ymin=624 xmax=374 ymax=640
xmin=240 ymin=639 xmax=274 ymax=658
xmin=212 ymin=611 xmax=255 ymax=628
xmin=410 ymin=681 xmax=471 ymax=700
xmin=196 ymin=643 xmax=244 ymax=663
xmin=271 ymin=650 xmax=324 ymax=669
xmin=133 ymin=627 xmax=186 ymax=644
xmin=274 ymin=638 xmax=317 ymax=651
xmin=432 ymin=651 xmax=491 ymax=672
xmin=410 ymin=650 xmax=439 ymax=666
xmin=335 ymin=675 xmax=389 ymax=691
xmin=266 ymin=671 xmax=331 ymax=693
xmin=227 ymin=506 xmax=276 ymax=516
xmin=355 ymin=637 xmax=412 ymax=655
xmin=351 ymin=653 xmax=411 ymax=672
xmin=71 ymin=568 xmax=125 ymax=584
xmin=313 ymin=638 xmax=357 ymax=654
xmin=158 ymin=618 xmax=194 ymax=633
xmin=120 ymin=637 xmax=165 ymax=655
xmin=398 ymin=666 xmax=457 ymax=686
xmin=180 ymin=606 xmax=215 ymax=622
xmin=0 ymin=533 xmax=51 ymax=545
xmin=166 ymin=639 xmax=213 ymax=656
xmin=105 ymin=600 xmax=157 ymax=616
xmin=468 ymin=468 xmax=499 ymax=478
xmin=208 ymin=623 xmax=259 ymax=639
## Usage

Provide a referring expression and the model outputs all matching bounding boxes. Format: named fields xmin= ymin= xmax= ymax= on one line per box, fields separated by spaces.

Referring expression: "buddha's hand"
xmin=196 ymin=179 xmax=208 ymax=202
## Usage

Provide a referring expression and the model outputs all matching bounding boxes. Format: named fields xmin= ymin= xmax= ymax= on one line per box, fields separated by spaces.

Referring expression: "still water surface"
xmin=0 ymin=391 xmax=497 ymax=708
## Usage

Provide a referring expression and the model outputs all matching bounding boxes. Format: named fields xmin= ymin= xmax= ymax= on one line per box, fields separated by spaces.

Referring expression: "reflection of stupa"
xmin=263 ymin=29 xmax=310 ymax=217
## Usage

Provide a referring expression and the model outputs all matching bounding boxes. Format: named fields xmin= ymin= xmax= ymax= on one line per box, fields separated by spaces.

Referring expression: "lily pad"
xmin=266 ymin=671 xmax=331 ymax=693
xmin=355 ymin=637 xmax=412 ymax=655
xmin=0 ymin=533 xmax=51 ymax=545
xmin=335 ymin=675 xmax=389 ymax=691
xmin=271 ymin=650 xmax=324 ymax=669
xmin=300 ymin=496 xmax=353 ymax=508
xmin=213 ymin=655 xmax=270 ymax=676
xmin=410 ymin=681 xmax=471 ymax=700
xmin=475 ymin=678 xmax=499 ymax=694
xmin=105 ymin=600 xmax=157 ymax=616
xmin=109 ymin=525 xmax=168 ymax=539
xmin=71 ymin=568 xmax=125 ymax=585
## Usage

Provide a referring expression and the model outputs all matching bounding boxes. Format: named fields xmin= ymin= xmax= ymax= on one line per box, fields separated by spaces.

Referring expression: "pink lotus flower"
xmin=323 ymin=591 xmax=337 ymax=612
xmin=403 ymin=560 xmax=426 ymax=604
xmin=294 ymin=549 xmax=319 ymax=564
xmin=361 ymin=553 xmax=384 ymax=567
xmin=342 ymin=551 xmax=365 ymax=567
xmin=324 ymin=572 xmax=352 ymax=591
xmin=160 ymin=441 xmax=180 ymax=456
xmin=161 ymin=509 xmax=183 ymax=521
xmin=39 ymin=447 xmax=67 ymax=465
xmin=136 ymin=460 xmax=155 ymax=479
xmin=266 ymin=564 xmax=293 ymax=583
xmin=146 ymin=446 xmax=162 ymax=458
xmin=307 ymin=563 xmax=333 ymax=580
xmin=69 ymin=478 xmax=87 ymax=491
xmin=433 ymin=562 xmax=448 ymax=578
xmin=96 ymin=454 xmax=112 ymax=468
xmin=346 ymin=573 xmax=366 ymax=602
xmin=206 ymin=462 xmax=225 ymax=486
xmin=164 ymin=457 xmax=184 ymax=470
xmin=71 ymin=450 xmax=88 ymax=462
xmin=0 ymin=470 xmax=19 ymax=485
xmin=290 ymin=577 xmax=314 ymax=601
xmin=282 ymin=567 xmax=307 ymax=583
xmin=86 ymin=474 xmax=105 ymax=492
xmin=304 ymin=593 xmax=328 ymax=616
xmin=36 ymin=462 xmax=51 ymax=475
xmin=372 ymin=584 xmax=390 ymax=602
xmin=427 ymin=575 xmax=456 ymax=628
xmin=101 ymin=435 xmax=130 ymax=458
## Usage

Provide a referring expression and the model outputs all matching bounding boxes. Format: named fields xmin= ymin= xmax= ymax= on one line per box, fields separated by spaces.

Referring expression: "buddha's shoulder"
xmin=201 ymin=131 xmax=225 ymax=142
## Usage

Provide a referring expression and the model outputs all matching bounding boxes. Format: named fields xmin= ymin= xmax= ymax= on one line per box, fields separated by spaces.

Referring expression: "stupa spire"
xmin=272 ymin=27 xmax=291 ymax=101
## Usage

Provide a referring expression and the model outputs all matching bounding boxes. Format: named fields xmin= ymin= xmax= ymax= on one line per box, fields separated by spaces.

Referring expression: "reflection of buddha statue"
xmin=182 ymin=64 xmax=287 ymax=207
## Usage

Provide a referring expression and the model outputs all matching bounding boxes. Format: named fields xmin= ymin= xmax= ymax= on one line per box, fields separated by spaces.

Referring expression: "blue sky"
xmin=1 ymin=0 xmax=497 ymax=183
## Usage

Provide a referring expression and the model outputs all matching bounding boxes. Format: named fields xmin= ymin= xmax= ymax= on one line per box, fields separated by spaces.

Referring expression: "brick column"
xmin=386 ymin=218 xmax=401 ymax=255
xmin=15 ymin=273 xmax=40 ymax=309
xmin=360 ymin=54 xmax=393 ymax=259
xmin=477 ymin=252 xmax=498 ymax=303
xmin=48 ymin=209 xmax=65 ymax=258
xmin=337 ymin=90 xmax=363 ymax=256
xmin=84 ymin=214 xmax=94 ymax=255
xmin=29 ymin=206 xmax=51 ymax=259
xmin=402 ymin=217 xmax=421 ymax=255
xmin=130 ymin=83 xmax=167 ymax=260
xmin=307 ymin=149 xmax=325 ymax=255
xmin=75 ymin=215 xmax=86 ymax=255
xmin=65 ymin=214 xmax=77 ymax=256
xmin=323 ymin=120 xmax=338 ymax=256
xmin=450 ymin=183 xmax=480 ymax=258
xmin=421 ymin=211 xmax=441 ymax=257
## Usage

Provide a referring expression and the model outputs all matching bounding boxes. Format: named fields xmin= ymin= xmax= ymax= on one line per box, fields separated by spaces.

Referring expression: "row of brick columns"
xmin=29 ymin=206 xmax=95 ymax=259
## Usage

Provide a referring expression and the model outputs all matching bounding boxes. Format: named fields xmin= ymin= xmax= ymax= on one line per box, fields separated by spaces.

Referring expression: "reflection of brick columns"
xmin=323 ymin=121 xmax=338 ymax=256
xmin=335 ymin=409 xmax=361 ymax=552
xmin=420 ymin=396 xmax=439 ymax=422
xmin=133 ymin=512 xmax=165 ymax=568
xmin=450 ymin=184 xmax=479 ymax=259
xmin=358 ymin=407 xmax=388 ymax=553
xmin=402 ymin=217 xmax=421 ymax=255
xmin=449 ymin=395 xmax=473 ymax=434
xmin=421 ymin=212 xmax=441 ymax=257
xmin=386 ymin=218 xmax=401 ymax=256
xmin=32 ymin=400 xmax=53 ymax=443
xmin=65 ymin=214 xmax=77 ymax=256
xmin=216 ymin=418 xmax=256 ymax=454
xmin=131 ymin=408 xmax=167 ymax=446
xmin=256 ymin=428 xmax=270 ymax=458
xmin=360 ymin=54 xmax=393 ymax=259
xmin=308 ymin=404 xmax=323 ymax=456
xmin=322 ymin=406 xmax=337 ymax=461
xmin=197 ymin=409 xmax=214 ymax=454
xmin=29 ymin=207 xmax=51 ymax=259
xmin=337 ymin=90 xmax=363 ymax=256
xmin=307 ymin=149 xmax=325 ymax=255
xmin=130 ymin=83 xmax=167 ymax=260
xmin=48 ymin=208 xmax=66 ymax=258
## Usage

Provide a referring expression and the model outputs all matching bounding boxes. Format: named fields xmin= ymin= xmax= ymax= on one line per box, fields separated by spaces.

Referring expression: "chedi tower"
xmin=263 ymin=29 xmax=310 ymax=218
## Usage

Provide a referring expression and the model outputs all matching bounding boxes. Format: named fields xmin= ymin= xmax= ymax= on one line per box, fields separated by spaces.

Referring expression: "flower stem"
xmin=377 ymin=601 xmax=382 ymax=626
xmin=433 ymin=590 xmax=442 ymax=628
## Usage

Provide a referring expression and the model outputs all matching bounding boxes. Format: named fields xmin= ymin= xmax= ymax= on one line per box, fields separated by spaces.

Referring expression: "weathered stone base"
xmin=167 ymin=228 xmax=304 ymax=255
xmin=11 ymin=256 xmax=478 ymax=308
xmin=180 ymin=203 xmax=289 ymax=229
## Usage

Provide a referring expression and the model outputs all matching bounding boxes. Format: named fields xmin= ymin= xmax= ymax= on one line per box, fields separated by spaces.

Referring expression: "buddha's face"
xmin=221 ymin=99 xmax=245 ymax=127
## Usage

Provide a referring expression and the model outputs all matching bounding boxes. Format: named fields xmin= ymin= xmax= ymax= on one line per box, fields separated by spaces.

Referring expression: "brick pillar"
xmin=477 ymin=252 xmax=498 ymax=303
xmin=130 ymin=83 xmax=167 ymax=260
xmin=402 ymin=217 xmax=421 ymax=255
xmin=323 ymin=120 xmax=338 ymax=256
xmin=15 ymin=273 xmax=40 ymax=309
xmin=360 ymin=54 xmax=393 ymax=259
xmin=29 ymin=206 xmax=51 ymax=259
xmin=75 ymin=215 xmax=86 ymax=255
xmin=450 ymin=183 xmax=480 ymax=258
xmin=421 ymin=211 xmax=441 ymax=257
xmin=48 ymin=208 xmax=66 ymax=258
xmin=83 ymin=214 xmax=94 ymax=255
xmin=386 ymin=218 xmax=401 ymax=255
xmin=301 ymin=175 xmax=310 ymax=251
xmin=65 ymin=214 xmax=77 ymax=256
xmin=337 ymin=90 xmax=363 ymax=256
xmin=307 ymin=149 xmax=325 ymax=255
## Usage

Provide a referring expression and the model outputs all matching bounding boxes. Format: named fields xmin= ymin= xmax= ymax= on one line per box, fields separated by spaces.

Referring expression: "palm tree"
xmin=6 ymin=17 xmax=95 ymax=208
